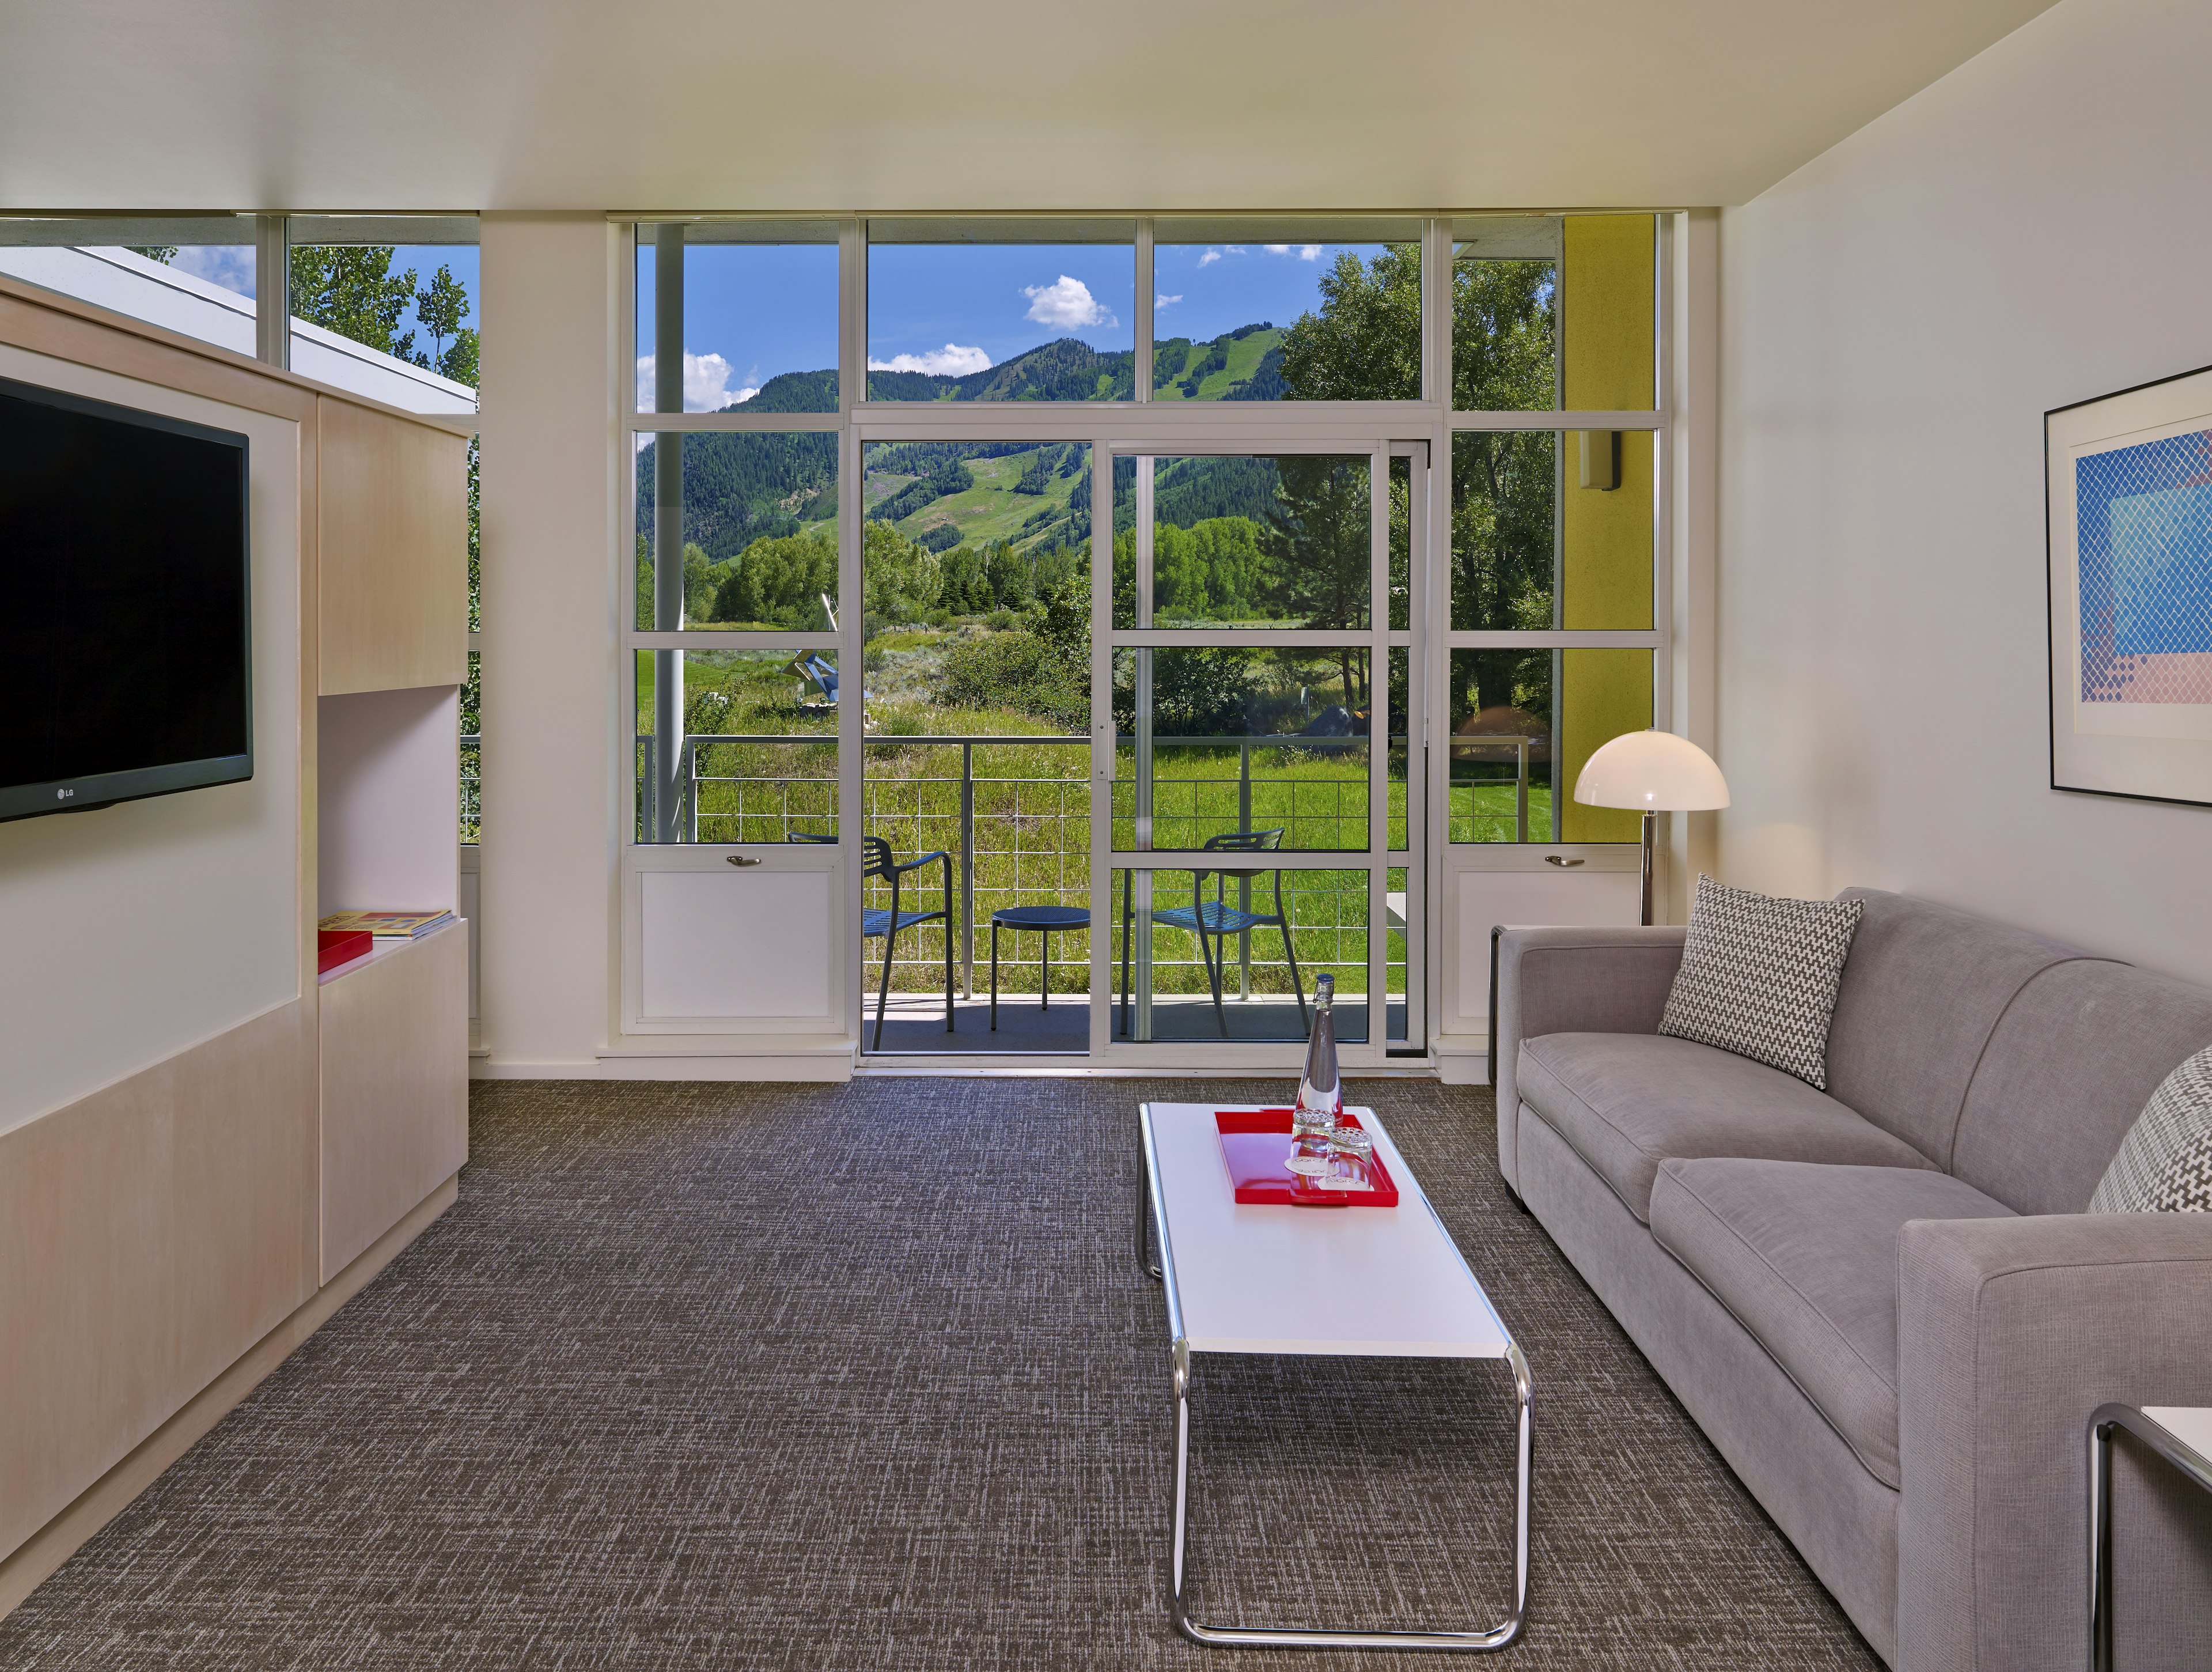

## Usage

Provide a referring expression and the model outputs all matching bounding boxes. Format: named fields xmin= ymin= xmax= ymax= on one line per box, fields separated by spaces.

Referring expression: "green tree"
xmin=290 ymin=245 xmax=419 ymax=358
xmin=413 ymin=264 xmax=478 ymax=387
xmin=1185 ymin=517 xmax=1266 ymax=619
xmin=1153 ymin=524 xmax=1211 ymax=618
xmin=1039 ymin=565 xmax=1090 ymax=663
xmin=1261 ymin=457 xmax=1372 ymax=707
xmin=862 ymin=519 xmax=941 ymax=622
xmin=937 ymin=545 xmax=993 ymax=616
xmin=1113 ymin=647 xmax=1253 ymax=736
xmin=1278 ymin=244 xmax=1422 ymax=400
xmin=682 ymin=541 xmax=715 ymax=626
xmin=1278 ymin=242 xmax=1558 ymax=718
xmin=984 ymin=541 xmax=1032 ymax=609
xmin=713 ymin=532 xmax=836 ymax=630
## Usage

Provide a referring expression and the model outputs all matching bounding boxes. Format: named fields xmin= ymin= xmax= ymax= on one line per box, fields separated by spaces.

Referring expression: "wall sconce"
xmin=1578 ymin=429 xmax=1619 ymax=490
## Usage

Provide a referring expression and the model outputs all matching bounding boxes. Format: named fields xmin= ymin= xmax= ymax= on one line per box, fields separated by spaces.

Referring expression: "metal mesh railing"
xmin=460 ymin=732 xmax=480 ymax=845
xmin=631 ymin=732 xmax=1431 ymax=1005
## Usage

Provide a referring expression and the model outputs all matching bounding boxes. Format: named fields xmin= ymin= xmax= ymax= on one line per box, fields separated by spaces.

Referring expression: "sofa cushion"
xmin=1823 ymin=888 xmax=2086 ymax=1168
xmin=1659 ymin=876 xmax=1866 ymax=1089
xmin=1516 ymin=1032 xmax=1939 ymax=1223
xmin=1953 ymin=958 xmax=2212 ymax=1215
xmin=2092 ymin=1045 xmax=2212 ymax=1212
xmin=1651 ymin=1159 xmax=2016 ymax=1487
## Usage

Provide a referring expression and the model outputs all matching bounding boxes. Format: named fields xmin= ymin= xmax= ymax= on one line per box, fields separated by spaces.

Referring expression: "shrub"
xmin=939 ymin=629 xmax=1088 ymax=729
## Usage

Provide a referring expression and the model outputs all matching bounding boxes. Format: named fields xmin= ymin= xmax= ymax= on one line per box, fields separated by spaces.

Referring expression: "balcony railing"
xmin=634 ymin=731 xmax=1434 ymax=999
xmin=461 ymin=732 xmax=480 ymax=845
xmin=629 ymin=726 xmax=1541 ymax=1007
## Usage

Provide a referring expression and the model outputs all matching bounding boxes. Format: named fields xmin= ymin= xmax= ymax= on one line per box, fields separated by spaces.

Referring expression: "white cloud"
xmin=635 ymin=350 xmax=749 ymax=411
xmin=1264 ymin=244 xmax=1289 ymax=255
xmin=1224 ymin=245 xmax=1247 ymax=255
xmin=1298 ymin=244 xmax=1323 ymax=261
xmin=169 ymin=244 xmax=256 ymax=298
xmin=1196 ymin=249 xmax=1221 ymax=268
xmin=867 ymin=343 xmax=993 ymax=377
xmin=1155 ymin=293 xmax=1182 ymax=309
xmin=1021 ymin=273 xmax=1117 ymax=330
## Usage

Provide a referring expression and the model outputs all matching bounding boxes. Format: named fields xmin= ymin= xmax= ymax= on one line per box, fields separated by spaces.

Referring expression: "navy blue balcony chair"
xmin=790 ymin=834 xmax=953 ymax=1049
xmin=1120 ymin=828 xmax=1307 ymax=1039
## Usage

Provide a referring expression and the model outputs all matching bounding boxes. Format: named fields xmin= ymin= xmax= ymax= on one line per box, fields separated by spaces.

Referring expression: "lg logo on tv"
xmin=55 ymin=786 xmax=73 ymax=800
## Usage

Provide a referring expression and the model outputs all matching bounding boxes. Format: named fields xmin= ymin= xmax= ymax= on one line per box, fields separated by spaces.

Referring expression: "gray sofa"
xmin=1493 ymin=888 xmax=2212 ymax=1670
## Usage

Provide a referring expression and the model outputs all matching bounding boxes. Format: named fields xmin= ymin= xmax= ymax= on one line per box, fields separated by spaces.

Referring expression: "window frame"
xmin=612 ymin=213 xmax=1676 ymax=1053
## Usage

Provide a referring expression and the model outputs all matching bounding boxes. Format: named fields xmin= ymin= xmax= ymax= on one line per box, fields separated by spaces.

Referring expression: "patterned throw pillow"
xmin=1659 ymin=876 xmax=1866 ymax=1090
xmin=2089 ymin=1046 xmax=2212 ymax=1213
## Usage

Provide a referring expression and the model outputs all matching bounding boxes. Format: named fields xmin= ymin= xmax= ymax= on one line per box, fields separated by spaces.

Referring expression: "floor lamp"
xmin=1571 ymin=731 xmax=1730 ymax=926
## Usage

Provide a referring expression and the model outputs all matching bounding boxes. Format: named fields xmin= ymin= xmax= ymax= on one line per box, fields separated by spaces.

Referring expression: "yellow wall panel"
xmin=1561 ymin=216 xmax=1654 ymax=412
xmin=1560 ymin=429 xmax=1653 ymax=629
xmin=1559 ymin=648 xmax=1653 ymax=843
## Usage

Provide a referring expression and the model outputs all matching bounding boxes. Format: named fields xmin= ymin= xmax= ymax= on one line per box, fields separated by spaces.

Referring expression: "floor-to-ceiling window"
xmin=615 ymin=214 xmax=1670 ymax=1066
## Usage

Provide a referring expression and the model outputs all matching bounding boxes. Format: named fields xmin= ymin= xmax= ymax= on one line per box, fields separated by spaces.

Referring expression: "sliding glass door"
xmin=1093 ymin=442 xmax=1427 ymax=1067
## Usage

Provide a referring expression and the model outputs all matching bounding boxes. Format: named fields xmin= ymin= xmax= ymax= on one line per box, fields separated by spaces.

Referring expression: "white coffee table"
xmin=1136 ymin=1102 xmax=1532 ymax=1651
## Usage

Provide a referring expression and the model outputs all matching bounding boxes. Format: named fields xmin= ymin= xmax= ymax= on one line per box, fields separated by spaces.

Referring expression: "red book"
xmin=317 ymin=928 xmax=373 ymax=974
xmin=1214 ymin=1109 xmax=1400 ymax=1209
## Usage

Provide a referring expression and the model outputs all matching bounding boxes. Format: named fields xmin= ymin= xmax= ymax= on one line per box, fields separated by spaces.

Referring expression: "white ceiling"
xmin=0 ymin=0 xmax=2062 ymax=213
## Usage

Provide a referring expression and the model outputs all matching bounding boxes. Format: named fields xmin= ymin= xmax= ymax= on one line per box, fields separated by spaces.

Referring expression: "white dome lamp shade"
xmin=1572 ymin=730 xmax=1730 ymax=925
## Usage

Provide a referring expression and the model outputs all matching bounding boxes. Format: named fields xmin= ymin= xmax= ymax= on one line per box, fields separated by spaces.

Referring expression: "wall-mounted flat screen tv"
xmin=0 ymin=376 xmax=251 ymax=823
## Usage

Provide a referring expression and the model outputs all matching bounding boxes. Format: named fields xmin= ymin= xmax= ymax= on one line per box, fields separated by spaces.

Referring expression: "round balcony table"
xmin=989 ymin=905 xmax=1090 ymax=1030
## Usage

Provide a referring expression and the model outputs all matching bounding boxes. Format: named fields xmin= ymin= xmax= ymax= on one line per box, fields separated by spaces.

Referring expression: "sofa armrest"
xmin=1897 ymin=1214 xmax=2212 ymax=1672
xmin=1491 ymin=925 xmax=1685 ymax=1190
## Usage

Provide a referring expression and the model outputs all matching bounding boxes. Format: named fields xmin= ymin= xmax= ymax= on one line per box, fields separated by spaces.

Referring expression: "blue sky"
xmin=630 ymin=237 xmax=1400 ymax=410
xmin=867 ymin=242 xmax=1134 ymax=375
xmin=388 ymin=244 xmax=480 ymax=351
xmin=1150 ymin=241 xmax=1387 ymax=345
xmin=637 ymin=240 xmax=839 ymax=410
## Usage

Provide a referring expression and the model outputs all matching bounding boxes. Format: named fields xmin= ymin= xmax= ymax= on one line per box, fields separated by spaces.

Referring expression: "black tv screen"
xmin=0 ymin=376 xmax=251 ymax=823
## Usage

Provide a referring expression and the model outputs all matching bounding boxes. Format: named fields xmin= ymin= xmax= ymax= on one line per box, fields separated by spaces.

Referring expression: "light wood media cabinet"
xmin=0 ymin=273 xmax=471 ymax=1617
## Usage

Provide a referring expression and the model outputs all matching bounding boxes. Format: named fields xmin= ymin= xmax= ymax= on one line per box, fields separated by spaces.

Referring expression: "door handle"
xmin=725 ymin=854 xmax=763 ymax=868
xmin=1544 ymin=854 xmax=1584 ymax=868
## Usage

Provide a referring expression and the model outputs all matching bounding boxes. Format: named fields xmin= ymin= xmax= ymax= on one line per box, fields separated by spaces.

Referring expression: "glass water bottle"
xmin=1290 ymin=973 xmax=1343 ymax=1170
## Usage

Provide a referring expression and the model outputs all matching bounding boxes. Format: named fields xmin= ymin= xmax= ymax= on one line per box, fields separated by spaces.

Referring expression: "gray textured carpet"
xmin=0 ymin=1078 xmax=1881 ymax=1670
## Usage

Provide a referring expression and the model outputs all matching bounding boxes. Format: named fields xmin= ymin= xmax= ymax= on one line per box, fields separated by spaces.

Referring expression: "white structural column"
xmin=1665 ymin=209 xmax=1720 ymax=924
xmin=477 ymin=215 xmax=621 ymax=1073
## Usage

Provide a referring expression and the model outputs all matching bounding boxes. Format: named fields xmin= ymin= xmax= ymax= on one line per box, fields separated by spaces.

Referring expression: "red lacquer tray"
xmin=1215 ymin=1110 xmax=1400 ymax=1209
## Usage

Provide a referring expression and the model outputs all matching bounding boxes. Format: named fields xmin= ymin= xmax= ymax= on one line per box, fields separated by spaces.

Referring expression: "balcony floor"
xmin=859 ymin=992 xmax=1405 ymax=1054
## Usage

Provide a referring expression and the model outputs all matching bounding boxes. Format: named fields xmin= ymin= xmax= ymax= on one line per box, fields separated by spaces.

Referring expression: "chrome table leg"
xmin=1136 ymin=1161 xmax=1161 ymax=1282
xmin=2086 ymin=1404 xmax=2212 ymax=1672
xmin=1168 ymin=1340 xmax=1532 ymax=1652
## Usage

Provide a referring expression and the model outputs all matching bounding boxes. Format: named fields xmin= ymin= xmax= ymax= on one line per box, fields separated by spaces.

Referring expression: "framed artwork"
xmin=2048 ymin=363 xmax=2212 ymax=807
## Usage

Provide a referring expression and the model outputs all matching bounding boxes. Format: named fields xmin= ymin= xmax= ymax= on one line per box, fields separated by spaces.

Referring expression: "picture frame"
xmin=2047 ymin=362 xmax=2212 ymax=808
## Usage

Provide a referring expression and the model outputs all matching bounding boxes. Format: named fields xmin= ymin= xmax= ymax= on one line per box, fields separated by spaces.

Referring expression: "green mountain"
xmin=725 ymin=323 xmax=1286 ymax=411
xmin=643 ymin=324 xmax=1296 ymax=573
xmin=635 ymin=430 xmax=835 ymax=562
xmin=1147 ymin=322 xmax=1286 ymax=401
xmin=867 ymin=337 xmax=1135 ymax=403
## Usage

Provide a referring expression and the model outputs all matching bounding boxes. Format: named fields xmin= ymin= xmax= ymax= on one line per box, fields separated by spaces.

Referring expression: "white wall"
xmin=0 ymin=346 xmax=301 ymax=1134
xmin=476 ymin=216 xmax=620 ymax=1071
xmin=1717 ymin=0 xmax=2212 ymax=983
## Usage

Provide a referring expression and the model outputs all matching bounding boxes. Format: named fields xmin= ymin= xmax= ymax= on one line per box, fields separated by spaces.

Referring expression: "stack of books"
xmin=318 ymin=909 xmax=457 ymax=941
